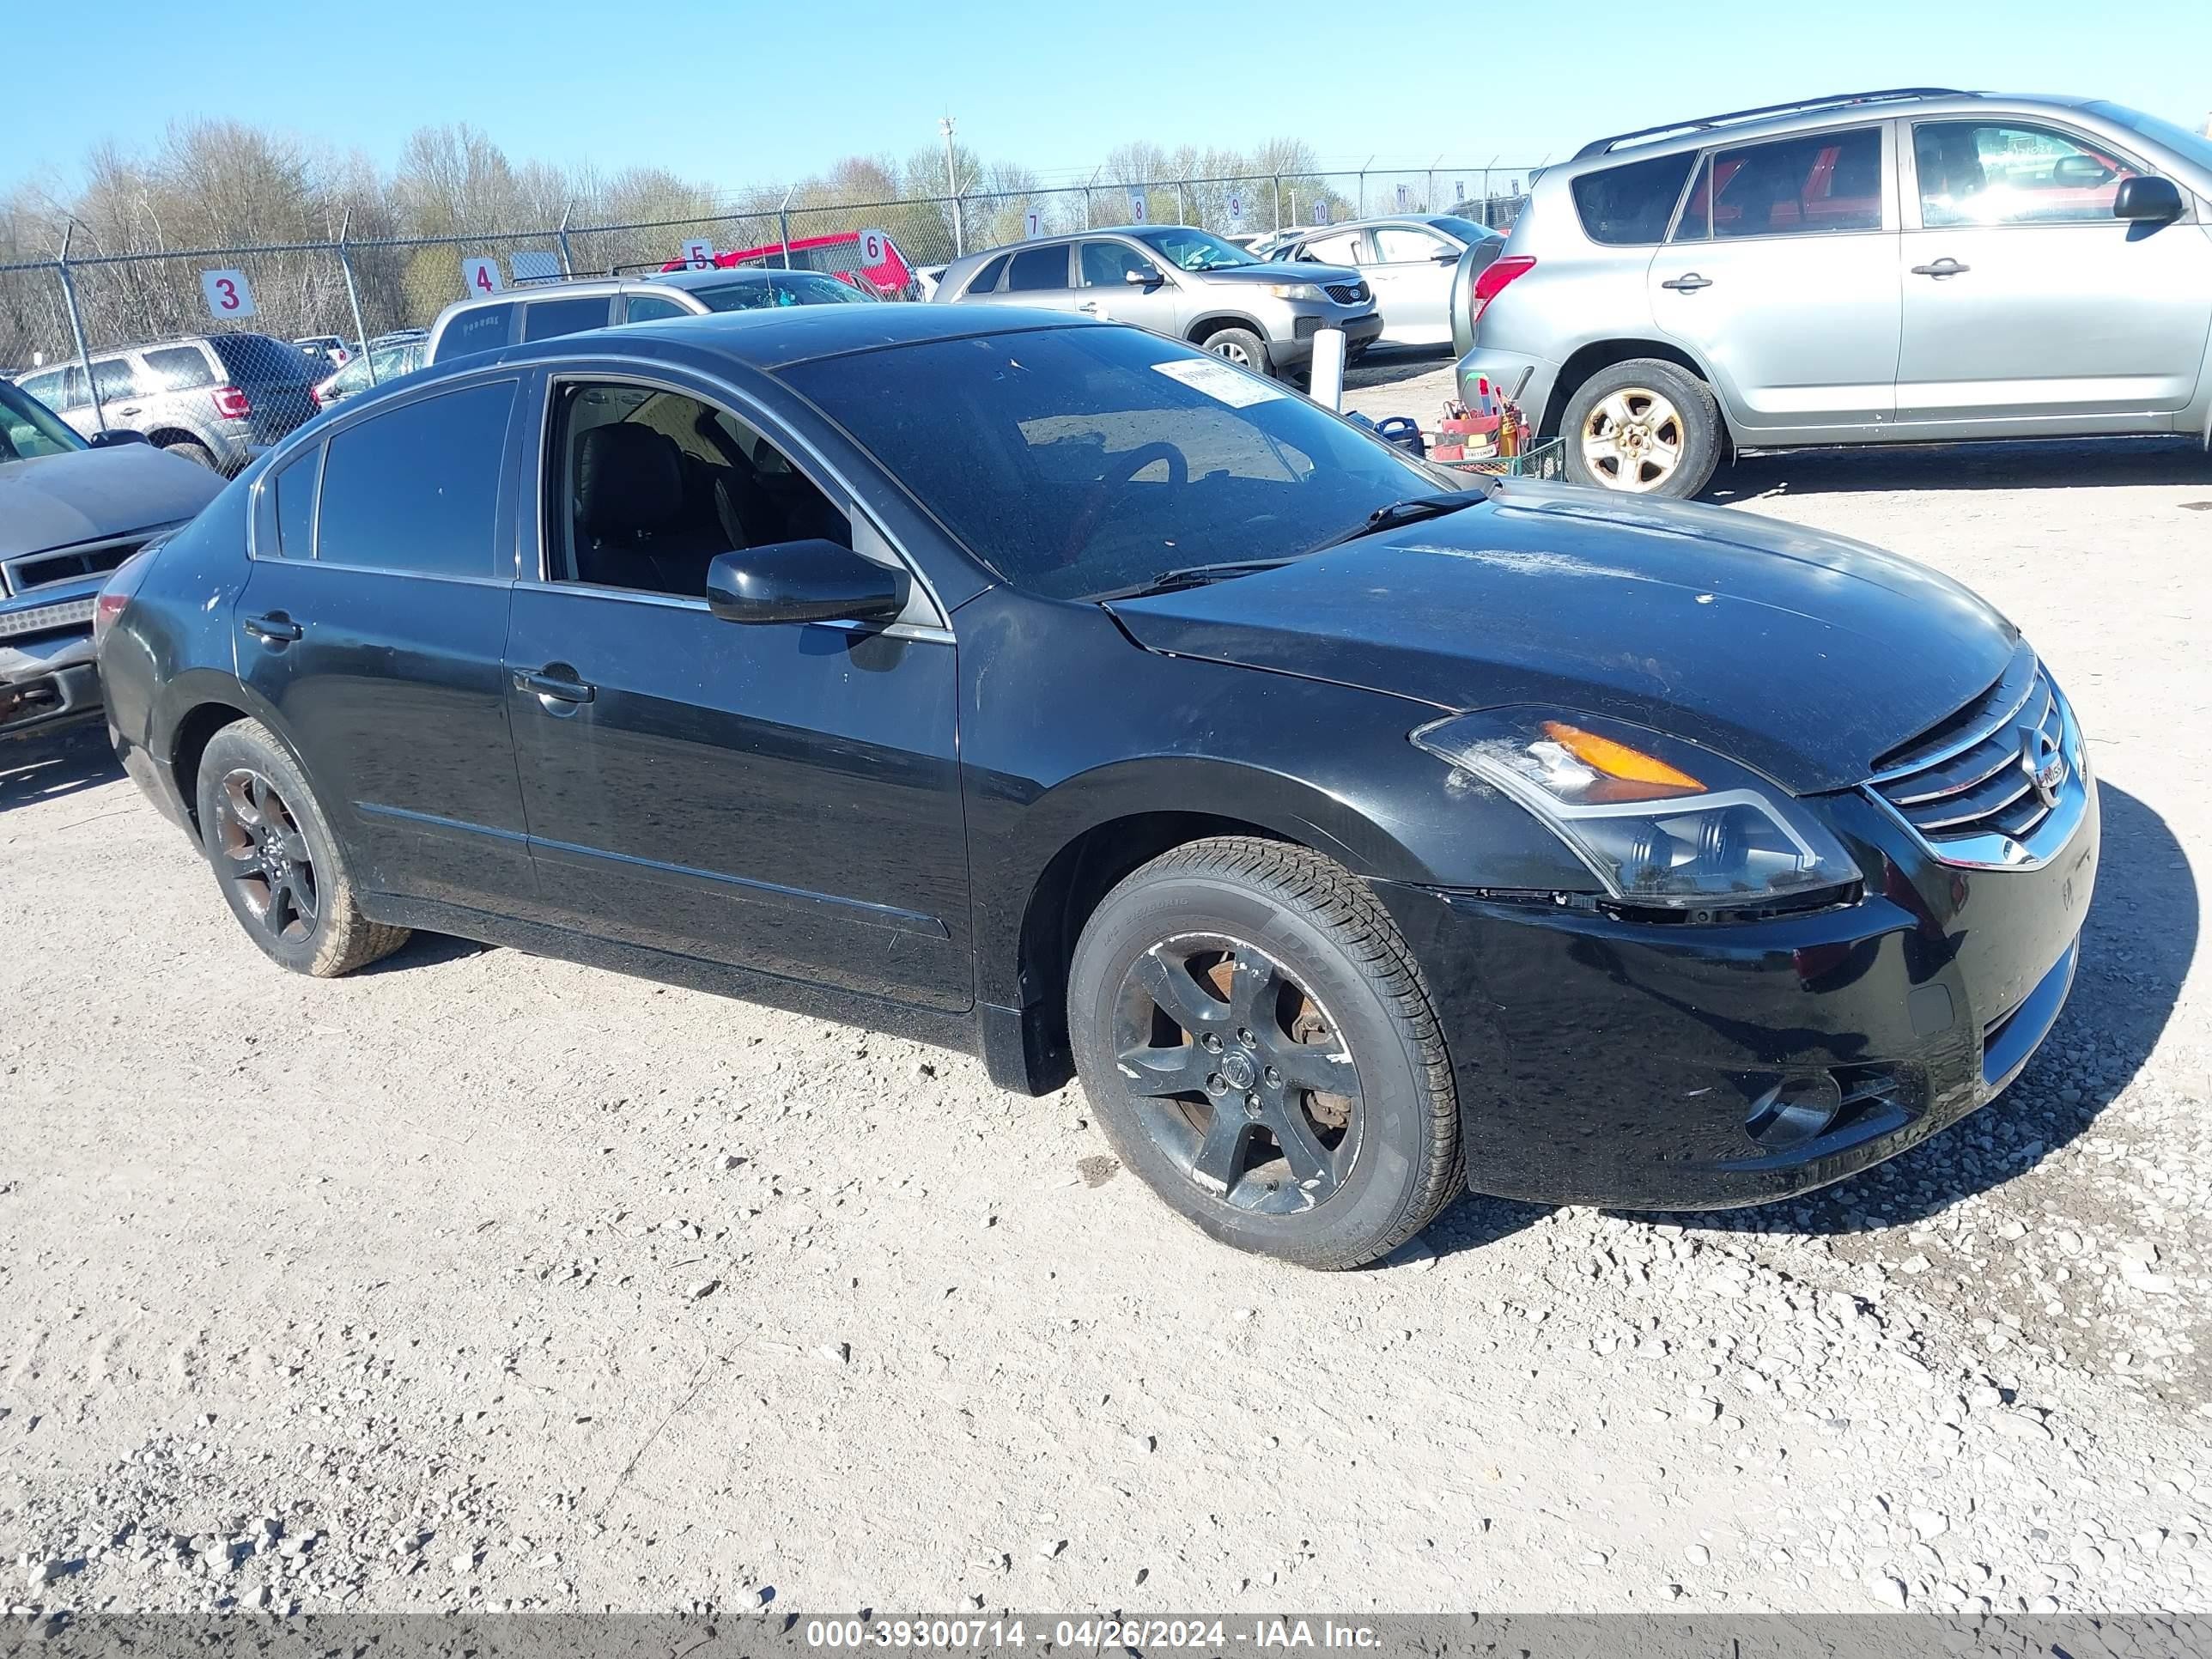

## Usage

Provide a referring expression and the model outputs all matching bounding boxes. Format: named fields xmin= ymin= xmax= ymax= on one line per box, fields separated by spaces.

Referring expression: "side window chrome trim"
xmin=511 ymin=578 xmax=953 ymax=644
xmin=527 ymin=358 xmax=952 ymax=635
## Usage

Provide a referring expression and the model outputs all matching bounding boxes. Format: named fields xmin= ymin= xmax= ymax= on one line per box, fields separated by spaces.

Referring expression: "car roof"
xmin=649 ymin=265 xmax=787 ymax=291
xmin=491 ymin=302 xmax=1102 ymax=374
xmin=1563 ymin=88 xmax=2095 ymax=171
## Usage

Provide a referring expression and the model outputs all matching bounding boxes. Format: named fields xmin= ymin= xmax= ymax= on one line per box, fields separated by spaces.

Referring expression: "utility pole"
xmin=940 ymin=114 xmax=964 ymax=257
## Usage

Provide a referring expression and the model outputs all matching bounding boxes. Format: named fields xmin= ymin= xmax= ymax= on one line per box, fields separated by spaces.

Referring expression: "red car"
xmin=661 ymin=229 xmax=917 ymax=298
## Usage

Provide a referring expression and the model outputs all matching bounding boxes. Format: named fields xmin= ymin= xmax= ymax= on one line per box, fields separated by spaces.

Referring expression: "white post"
xmin=1309 ymin=326 xmax=1347 ymax=413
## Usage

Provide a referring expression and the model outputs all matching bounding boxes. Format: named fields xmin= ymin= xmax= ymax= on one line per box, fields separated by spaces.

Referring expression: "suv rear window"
xmin=1571 ymin=153 xmax=1698 ymax=246
xmin=210 ymin=334 xmax=318 ymax=387
xmin=435 ymin=303 xmax=515 ymax=363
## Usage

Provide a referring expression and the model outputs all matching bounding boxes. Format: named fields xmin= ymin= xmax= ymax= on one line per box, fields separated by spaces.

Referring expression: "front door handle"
xmin=515 ymin=666 xmax=596 ymax=704
xmin=1911 ymin=258 xmax=1971 ymax=277
xmin=241 ymin=612 xmax=303 ymax=644
xmin=1660 ymin=272 xmax=1713 ymax=292
xmin=1076 ymin=301 xmax=1103 ymax=313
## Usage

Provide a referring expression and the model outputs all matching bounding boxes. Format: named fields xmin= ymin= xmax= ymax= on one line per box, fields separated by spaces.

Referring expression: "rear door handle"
xmin=515 ymin=666 xmax=596 ymax=704
xmin=1911 ymin=258 xmax=1971 ymax=277
xmin=1660 ymin=272 xmax=1713 ymax=292
xmin=241 ymin=612 xmax=303 ymax=643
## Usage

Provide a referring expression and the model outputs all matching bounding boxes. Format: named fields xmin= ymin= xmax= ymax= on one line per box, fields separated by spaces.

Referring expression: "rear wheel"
xmin=1199 ymin=326 xmax=1271 ymax=377
xmin=194 ymin=719 xmax=409 ymax=977
xmin=1067 ymin=837 xmax=1462 ymax=1269
xmin=1561 ymin=358 xmax=1721 ymax=498
xmin=159 ymin=437 xmax=219 ymax=471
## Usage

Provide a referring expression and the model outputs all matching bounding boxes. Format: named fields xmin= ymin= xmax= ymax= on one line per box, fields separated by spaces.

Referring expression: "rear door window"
xmin=522 ymin=295 xmax=615 ymax=341
xmin=1571 ymin=152 xmax=1698 ymax=245
xmin=144 ymin=345 xmax=217 ymax=391
xmin=316 ymin=380 xmax=516 ymax=577
xmin=1005 ymin=245 xmax=1073 ymax=292
xmin=1692 ymin=127 xmax=1885 ymax=239
xmin=435 ymin=303 xmax=515 ymax=362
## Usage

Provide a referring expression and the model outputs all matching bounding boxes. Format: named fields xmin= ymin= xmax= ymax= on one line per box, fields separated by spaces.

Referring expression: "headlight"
xmin=1411 ymin=709 xmax=1862 ymax=909
xmin=1266 ymin=282 xmax=1322 ymax=301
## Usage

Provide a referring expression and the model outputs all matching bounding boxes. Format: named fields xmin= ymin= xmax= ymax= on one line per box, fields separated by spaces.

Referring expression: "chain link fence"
xmin=0 ymin=166 xmax=1533 ymax=472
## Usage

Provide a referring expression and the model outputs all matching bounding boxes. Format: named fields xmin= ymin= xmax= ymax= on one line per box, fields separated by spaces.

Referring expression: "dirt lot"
xmin=4 ymin=359 xmax=2210 ymax=1620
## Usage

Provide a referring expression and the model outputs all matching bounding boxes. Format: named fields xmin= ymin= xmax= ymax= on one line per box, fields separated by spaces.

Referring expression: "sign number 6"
xmin=200 ymin=268 xmax=257 ymax=319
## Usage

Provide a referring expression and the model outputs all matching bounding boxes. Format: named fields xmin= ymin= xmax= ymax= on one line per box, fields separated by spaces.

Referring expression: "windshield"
xmin=693 ymin=272 xmax=876 ymax=312
xmin=1134 ymin=227 xmax=1260 ymax=271
xmin=779 ymin=325 xmax=1449 ymax=602
xmin=2083 ymin=101 xmax=2212 ymax=178
xmin=0 ymin=378 xmax=87 ymax=461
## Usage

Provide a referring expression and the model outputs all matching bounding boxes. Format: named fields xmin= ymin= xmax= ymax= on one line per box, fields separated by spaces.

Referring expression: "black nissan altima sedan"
xmin=94 ymin=304 xmax=2098 ymax=1268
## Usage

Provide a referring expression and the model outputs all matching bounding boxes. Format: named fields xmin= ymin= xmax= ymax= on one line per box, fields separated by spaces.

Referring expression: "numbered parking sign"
xmin=201 ymin=269 xmax=256 ymax=320
xmin=858 ymin=228 xmax=889 ymax=265
xmin=1311 ymin=202 xmax=1329 ymax=225
xmin=1395 ymin=184 xmax=1412 ymax=211
xmin=1127 ymin=192 xmax=1147 ymax=224
xmin=1228 ymin=193 xmax=1243 ymax=225
xmin=462 ymin=257 xmax=503 ymax=298
xmin=1024 ymin=210 xmax=1042 ymax=240
xmin=681 ymin=239 xmax=714 ymax=270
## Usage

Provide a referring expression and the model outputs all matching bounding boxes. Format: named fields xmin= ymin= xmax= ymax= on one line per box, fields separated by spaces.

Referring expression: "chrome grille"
xmin=1868 ymin=642 xmax=2082 ymax=866
xmin=1325 ymin=281 xmax=1367 ymax=305
xmin=0 ymin=595 xmax=97 ymax=641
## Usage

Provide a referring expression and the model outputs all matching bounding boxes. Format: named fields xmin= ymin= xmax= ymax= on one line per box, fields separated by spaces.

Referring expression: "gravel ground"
xmin=4 ymin=368 xmax=2209 ymax=1620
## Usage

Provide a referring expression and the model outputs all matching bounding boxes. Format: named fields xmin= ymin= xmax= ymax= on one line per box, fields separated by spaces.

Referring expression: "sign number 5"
xmin=200 ymin=268 xmax=257 ymax=319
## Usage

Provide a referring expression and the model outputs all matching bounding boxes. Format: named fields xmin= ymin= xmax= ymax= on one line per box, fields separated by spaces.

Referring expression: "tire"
xmin=1199 ymin=325 xmax=1272 ymax=377
xmin=1560 ymin=358 xmax=1722 ymax=499
xmin=160 ymin=437 xmax=220 ymax=471
xmin=193 ymin=718 xmax=410 ymax=977
xmin=1067 ymin=836 xmax=1462 ymax=1269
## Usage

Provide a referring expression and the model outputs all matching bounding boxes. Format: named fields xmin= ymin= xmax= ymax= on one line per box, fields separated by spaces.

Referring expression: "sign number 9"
xmin=200 ymin=268 xmax=257 ymax=319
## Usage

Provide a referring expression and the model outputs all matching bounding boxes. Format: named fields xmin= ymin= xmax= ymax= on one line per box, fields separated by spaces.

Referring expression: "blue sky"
xmin=10 ymin=0 xmax=2210 ymax=195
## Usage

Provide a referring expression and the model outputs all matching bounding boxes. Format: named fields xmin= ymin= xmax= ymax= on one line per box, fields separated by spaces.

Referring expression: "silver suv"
xmin=15 ymin=332 xmax=322 ymax=476
xmin=1456 ymin=89 xmax=2212 ymax=495
xmin=933 ymin=225 xmax=1382 ymax=377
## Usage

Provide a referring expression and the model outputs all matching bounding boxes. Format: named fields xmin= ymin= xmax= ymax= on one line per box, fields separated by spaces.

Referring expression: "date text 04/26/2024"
xmin=803 ymin=1618 xmax=1381 ymax=1650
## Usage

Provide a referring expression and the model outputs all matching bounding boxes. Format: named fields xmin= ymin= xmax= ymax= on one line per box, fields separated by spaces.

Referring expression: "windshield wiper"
xmin=1085 ymin=558 xmax=1298 ymax=602
xmin=1306 ymin=492 xmax=1483 ymax=554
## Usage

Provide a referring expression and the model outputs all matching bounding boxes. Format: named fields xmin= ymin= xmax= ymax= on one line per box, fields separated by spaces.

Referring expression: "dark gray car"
xmin=1458 ymin=89 xmax=2212 ymax=496
xmin=15 ymin=332 xmax=322 ymax=477
xmin=1 ymin=379 xmax=222 ymax=739
xmin=933 ymin=225 xmax=1382 ymax=378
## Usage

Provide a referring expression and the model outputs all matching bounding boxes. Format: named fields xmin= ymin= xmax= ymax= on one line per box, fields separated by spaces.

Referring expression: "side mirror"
xmin=1432 ymin=249 xmax=1461 ymax=264
xmin=2114 ymin=175 xmax=2185 ymax=223
xmin=706 ymin=539 xmax=908 ymax=627
xmin=88 ymin=428 xmax=150 ymax=448
xmin=1124 ymin=267 xmax=1163 ymax=288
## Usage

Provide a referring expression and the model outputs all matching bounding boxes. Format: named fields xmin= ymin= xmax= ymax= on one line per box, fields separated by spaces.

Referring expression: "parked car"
xmin=663 ymin=229 xmax=920 ymax=299
xmin=1457 ymin=88 xmax=2212 ymax=496
xmin=2 ymin=379 xmax=221 ymax=740
xmin=426 ymin=266 xmax=878 ymax=365
xmin=15 ymin=333 xmax=322 ymax=476
xmin=1265 ymin=215 xmax=1504 ymax=349
xmin=97 ymin=305 xmax=2095 ymax=1268
xmin=933 ymin=225 xmax=1382 ymax=379
xmin=293 ymin=335 xmax=355 ymax=370
xmin=311 ymin=339 xmax=428 ymax=410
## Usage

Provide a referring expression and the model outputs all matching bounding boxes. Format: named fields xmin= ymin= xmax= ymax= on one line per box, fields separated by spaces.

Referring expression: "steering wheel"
xmin=1059 ymin=441 xmax=1188 ymax=567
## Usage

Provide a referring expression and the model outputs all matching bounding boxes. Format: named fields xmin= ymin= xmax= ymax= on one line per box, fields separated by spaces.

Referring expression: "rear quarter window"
xmin=1571 ymin=152 xmax=1698 ymax=245
xmin=210 ymin=334 xmax=318 ymax=386
xmin=963 ymin=252 xmax=1012 ymax=296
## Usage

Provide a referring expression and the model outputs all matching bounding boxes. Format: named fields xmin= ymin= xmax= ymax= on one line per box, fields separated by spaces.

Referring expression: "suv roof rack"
xmin=1572 ymin=88 xmax=1972 ymax=161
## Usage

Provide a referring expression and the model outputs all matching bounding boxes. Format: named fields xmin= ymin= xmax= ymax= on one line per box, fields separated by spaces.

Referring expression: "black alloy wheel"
xmin=1115 ymin=933 xmax=1361 ymax=1214
xmin=213 ymin=768 xmax=319 ymax=944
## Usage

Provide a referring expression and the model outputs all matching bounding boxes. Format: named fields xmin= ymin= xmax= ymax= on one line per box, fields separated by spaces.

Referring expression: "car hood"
xmin=0 ymin=445 xmax=223 ymax=558
xmin=1194 ymin=262 xmax=1364 ymax=289
xmin=1103 ymin=481 xmax=2017 ymax=794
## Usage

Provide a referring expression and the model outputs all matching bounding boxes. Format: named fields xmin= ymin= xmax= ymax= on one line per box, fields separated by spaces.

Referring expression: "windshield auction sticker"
xmin=1152 ymin=357 xmax=1287 ymax=408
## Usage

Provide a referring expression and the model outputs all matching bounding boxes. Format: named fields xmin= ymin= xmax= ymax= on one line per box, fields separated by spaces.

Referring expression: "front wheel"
xmin=1560 ymin=358 xmax=1722 ymax=498
xmin=1199 ymin=326 xmax=1272 ymax=377
xmin=194 ymin=718 xmax=410 ymax=977
xmin=1067 ymin=837 xmax=1462 ymax=1269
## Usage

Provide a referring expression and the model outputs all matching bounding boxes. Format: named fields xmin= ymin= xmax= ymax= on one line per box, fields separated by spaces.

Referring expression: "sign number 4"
xmin=463 ymin=257 xmax=503 ymax=297
xmin=200 ymin=269 xmax=256 ymax=319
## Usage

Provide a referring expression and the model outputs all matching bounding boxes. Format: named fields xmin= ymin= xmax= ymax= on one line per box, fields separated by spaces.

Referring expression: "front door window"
xmin=1913 ymin=123 xmax=2145 ymax=228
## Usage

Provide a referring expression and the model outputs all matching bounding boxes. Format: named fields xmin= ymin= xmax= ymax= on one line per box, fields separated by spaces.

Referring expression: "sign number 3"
xmin=200 ymin=268 xmax=257 ymax=319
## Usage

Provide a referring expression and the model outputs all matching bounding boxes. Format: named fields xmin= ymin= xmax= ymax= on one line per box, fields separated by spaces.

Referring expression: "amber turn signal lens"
xmin=1540 ymin=720 xmax=1704 ymax=792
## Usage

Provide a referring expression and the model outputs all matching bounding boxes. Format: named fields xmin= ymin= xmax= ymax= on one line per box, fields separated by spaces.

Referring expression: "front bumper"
xmin=1456 ymin=345 xmax=1561 ymax=430
xmin=1373 ymin=785 xmax=2099 ymax=1210
xmin=1 ymin=627 xmax=101 ymax=738
xmin=1273 ymin=311 xmax=1386 ymax=370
